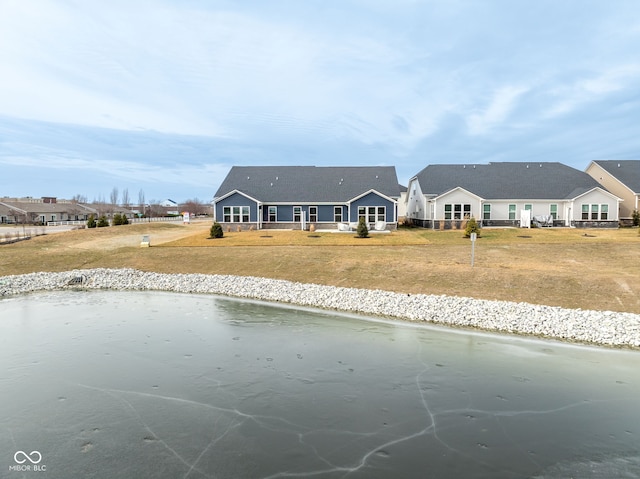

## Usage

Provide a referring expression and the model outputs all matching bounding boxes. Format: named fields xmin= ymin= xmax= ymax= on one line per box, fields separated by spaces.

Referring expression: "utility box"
xmin=140 ymin=235 xmax=150 ymax=247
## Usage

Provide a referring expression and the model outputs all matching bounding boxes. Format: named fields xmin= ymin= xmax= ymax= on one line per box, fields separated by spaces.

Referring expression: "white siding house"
xmin=406 ymin=162 xmax=621 ymax=228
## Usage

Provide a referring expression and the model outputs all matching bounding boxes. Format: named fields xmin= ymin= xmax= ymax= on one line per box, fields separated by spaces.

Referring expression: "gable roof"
xmin=412 ymin=162 xmax=604 ymax=200
xmin=591 ymin=160 xmax=640 ymax=193
xmin=215 ymin=166 xmax=400 ymax=203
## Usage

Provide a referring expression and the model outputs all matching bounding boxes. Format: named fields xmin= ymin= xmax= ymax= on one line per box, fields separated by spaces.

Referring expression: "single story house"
xmin=0 ymin=197 xmax=134 ymax=225
xmin=405 ymin=162 xmax=621 ymax=228
xmin=585 ymin=160 xmax=640 ymax=224
xmin=213 ymin=166 xmax=400 ymax=230
xmin=0 ymin=197 xmax=98 ymax=225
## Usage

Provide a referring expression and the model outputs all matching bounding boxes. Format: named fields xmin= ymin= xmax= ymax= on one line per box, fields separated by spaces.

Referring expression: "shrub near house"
xmin=356 ymin=217 xmax=369 ymax=238
xmin=464 ymin=217 xmax=481 ymax=238
xmin=210 ymin=222 xmax=224 ymax=239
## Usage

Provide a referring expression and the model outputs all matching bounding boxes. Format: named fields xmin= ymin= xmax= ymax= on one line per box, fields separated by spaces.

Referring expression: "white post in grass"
xmin=470 ymin=232 xmax=477 ymax=267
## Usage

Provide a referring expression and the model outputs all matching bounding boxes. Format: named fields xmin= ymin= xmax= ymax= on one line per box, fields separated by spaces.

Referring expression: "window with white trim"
xmin=444 ymin=203 xmax=471 ymax=220
xmin=581 ymin=204 xmax=609 ymax=220
xmin=483 ymin=204 xmax=491 ymax=220
xmin=293 ymin=206 xmax=302 ymax=222
xmin=550 ymin=204 xmax=557 ymax=220
xmin=268 ymin=206 xmax=277 ymax=222
xmin=358 ymin=206 xmax=385 ymax=222
xmin=508 ymin=204 xmax=516 ymax=220
xmin=309 ymin=206 xmax=318 ymax=222
xmin=334 ymin=206 xmax=342 ymax=222
xmin=223 ymin=206 xmax=250 ymax=222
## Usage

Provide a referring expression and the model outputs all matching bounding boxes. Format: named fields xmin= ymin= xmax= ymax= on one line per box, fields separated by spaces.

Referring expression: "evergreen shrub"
xmin=210 ymin=222 xmax=224 ymax=238
xmin=464 ymin=217 xmax=481 ymax=238
xmin=356 ymin=217 xmax=369 ymax=238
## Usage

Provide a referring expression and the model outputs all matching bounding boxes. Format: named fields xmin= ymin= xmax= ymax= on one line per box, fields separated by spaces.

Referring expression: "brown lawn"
xmin=1 ymin=221 xmax=639 ymax=314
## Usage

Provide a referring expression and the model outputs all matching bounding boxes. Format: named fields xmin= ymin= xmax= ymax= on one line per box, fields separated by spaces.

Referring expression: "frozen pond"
xmin=2 ymin=291 xmax=640 ymax=478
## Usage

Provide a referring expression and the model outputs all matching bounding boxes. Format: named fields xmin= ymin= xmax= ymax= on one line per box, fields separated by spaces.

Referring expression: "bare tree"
xmin=181 ymin=198 xmax=208 ymax=216
xmin=92 ymin=194 xmax=108 ymax=217
xmin=121 ymin=188 xmax=130 ymax=208
xmin=138 ymin=189 xmax=145 ymax=217
xmin=147 ymin=199 xmax=163 ymax=218
xmin=110 ymin=187 xmax=119 ymax=207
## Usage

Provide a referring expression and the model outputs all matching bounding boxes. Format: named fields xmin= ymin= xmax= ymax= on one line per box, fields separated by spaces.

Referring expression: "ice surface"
xmin=1 ymin=291 xmax=639 ymax=478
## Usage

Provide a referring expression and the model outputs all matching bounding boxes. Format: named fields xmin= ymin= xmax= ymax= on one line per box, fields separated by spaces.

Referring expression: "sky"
xmin=1 ymin=0 xmax=639 ymax=204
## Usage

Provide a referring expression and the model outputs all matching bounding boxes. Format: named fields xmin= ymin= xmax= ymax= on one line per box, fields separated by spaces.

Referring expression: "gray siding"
xmin=349 ymin=192 xmax=396 ymax=223
xmin=215 ymin=193 xmax=258 ymax=222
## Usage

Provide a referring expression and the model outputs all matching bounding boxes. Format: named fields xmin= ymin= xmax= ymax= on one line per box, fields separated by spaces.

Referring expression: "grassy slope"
xmin=1 ymin=223 xmax=639 ymax=314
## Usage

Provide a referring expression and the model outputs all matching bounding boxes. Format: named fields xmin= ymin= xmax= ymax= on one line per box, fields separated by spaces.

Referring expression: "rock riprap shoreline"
xmin=1 ymin=268 xmax=639 ymax=348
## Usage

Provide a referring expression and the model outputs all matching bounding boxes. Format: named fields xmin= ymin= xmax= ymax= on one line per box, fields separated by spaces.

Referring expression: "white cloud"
xmin=545 ymin=64 xmax=640 ymax=118
xmin=1 ymin=0 xmax=639 ymax=200
xmin=0 ymin=0 xmax=454 ymax=148
xmin=0 ymin=151 xmax=229 ymax=189
xmin=466 ymin=86 xmax=529 ymax=136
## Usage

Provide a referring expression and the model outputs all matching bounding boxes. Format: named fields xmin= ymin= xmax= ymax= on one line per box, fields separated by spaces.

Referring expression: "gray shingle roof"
xmin=592 ymin=160 xmax=640 ymax=193
xmin=0 ymin=200 xmax=96 ymax=214
xmin=413 ymin=162 xmax=604 ymax=200
xmin=215 ymin=166 xmax=400 ymax=202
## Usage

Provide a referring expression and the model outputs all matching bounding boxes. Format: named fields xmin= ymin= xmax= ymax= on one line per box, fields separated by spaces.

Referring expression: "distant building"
xmin=0 ymin=197 xmax=134 ymax=224
xmin=160 ymin=199 xmax=180 ymax=216
xmin=586 ymin=160 xmax=640 ymax=223
xmin=397 ymin=184 xmax=408 ymax=223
